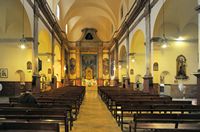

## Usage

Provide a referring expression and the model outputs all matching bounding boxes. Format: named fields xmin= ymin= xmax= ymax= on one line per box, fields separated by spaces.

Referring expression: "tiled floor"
xmin=71 ymin=87 xmax=122 ymax=132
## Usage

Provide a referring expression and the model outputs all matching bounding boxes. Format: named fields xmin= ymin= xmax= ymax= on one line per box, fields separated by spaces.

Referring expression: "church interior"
xmin=0 ymin=0 xmax=200 ymax=131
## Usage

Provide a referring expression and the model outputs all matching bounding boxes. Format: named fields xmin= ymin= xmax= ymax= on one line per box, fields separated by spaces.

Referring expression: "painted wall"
xmin=0 ymin=0 xmax=32 ymax=82
xmin=38 ymin=29 xmax=52 ymax=83
xmin=54 ymin=43 xmax=61 ymax=82
xmin=153 ymin=41 xmax=198 ymax=84
xmin=0 ymin=44 xmax=32 ymax=82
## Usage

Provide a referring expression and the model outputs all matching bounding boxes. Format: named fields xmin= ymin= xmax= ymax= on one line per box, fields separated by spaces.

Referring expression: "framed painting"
xmin=0 ymin=68 xmax=8 ymax=78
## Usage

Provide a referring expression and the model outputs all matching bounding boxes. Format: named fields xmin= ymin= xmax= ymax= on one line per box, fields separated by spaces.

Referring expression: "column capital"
xmin=195 ymin=5 xmax=200 ymax=13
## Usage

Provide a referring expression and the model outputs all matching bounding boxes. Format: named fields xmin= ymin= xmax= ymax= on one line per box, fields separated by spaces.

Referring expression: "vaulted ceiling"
xmin=57 ymin=0 xmax=124 ymax=41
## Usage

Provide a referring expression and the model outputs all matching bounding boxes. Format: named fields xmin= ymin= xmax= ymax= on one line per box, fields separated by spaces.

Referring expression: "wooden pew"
xmin=0 ymin=122 xmax=59 ymax=132
xmin=0 ymin=107 xmax=71 ymax=132
xmin=119 ymin=104 xmax=200 ymax=130
xmin=129 ymin=113 xmax=200 ymax=132
xmin=154 ymin=129 xmax=200 ymax=132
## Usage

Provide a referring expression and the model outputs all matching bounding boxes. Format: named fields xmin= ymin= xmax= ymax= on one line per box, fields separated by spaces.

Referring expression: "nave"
xmin=71 ymin=87 xmax=121 ymax=132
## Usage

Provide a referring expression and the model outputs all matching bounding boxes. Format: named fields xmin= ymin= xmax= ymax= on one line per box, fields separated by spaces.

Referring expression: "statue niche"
xmin=176 ymin=55 xmax=188 ymax=79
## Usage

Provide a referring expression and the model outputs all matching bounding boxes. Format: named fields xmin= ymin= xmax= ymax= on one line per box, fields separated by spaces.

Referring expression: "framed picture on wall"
xmin=0 ymin=68 xmax=8 ymax=78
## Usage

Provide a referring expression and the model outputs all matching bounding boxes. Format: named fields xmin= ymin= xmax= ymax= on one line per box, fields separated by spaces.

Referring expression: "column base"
xmin=124 ymin=78 xmax=130 ymax=88
xmin=192 ymin=70 xmax=200 ymax=105
xmin=32 ymin=75 xmax=41 ymax=94
xmin=98 ymin=78 xmax=104 ymax=86
xmin=110 ymin=79 xmax=119 ymax=86
xmin=75 ymin=78 xmax=81 ymax=86
xmin=51 ymin=76 xmax=57 ymax=89
xmin=143 ymin=76 xmax=153 ymax=93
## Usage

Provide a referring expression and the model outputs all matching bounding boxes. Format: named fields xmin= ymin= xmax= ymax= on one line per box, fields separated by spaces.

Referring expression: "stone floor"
xmin=71 ymin=87 xmax=122 ymax=132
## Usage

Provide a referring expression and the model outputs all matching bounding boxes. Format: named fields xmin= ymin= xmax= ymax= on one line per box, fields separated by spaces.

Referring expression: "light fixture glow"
xmin=161 ymin=44 xmax=167 ymax=48
xmin=176 ymin=36 xmax=185 ymax=41
xmin=20 ymin=44 xmax=26 ymax=49
xmin=47 ymin=58 xmax=51 ymax=62
xmin=119 ymin=65 xmax=122 ymax=69
xmin=131 ymin=59 xmax=135 ymax=63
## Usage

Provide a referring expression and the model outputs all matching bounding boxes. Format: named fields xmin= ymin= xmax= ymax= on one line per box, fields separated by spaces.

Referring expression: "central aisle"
xmin=71 ymin=87 xmax=121 ymax=132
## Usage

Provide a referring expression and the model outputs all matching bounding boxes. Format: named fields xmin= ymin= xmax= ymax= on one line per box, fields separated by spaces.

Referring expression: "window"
xmin=56 ymin=4 xmax=60 ymax=20
xmin=85 ymin=33 xmax=93 ymax=40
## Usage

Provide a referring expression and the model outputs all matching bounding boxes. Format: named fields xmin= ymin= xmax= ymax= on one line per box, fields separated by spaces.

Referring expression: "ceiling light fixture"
xmin=19 ymin=0 xmax=26 ymax=49
xmin=161 ymin=0 xmax=168 ymax=49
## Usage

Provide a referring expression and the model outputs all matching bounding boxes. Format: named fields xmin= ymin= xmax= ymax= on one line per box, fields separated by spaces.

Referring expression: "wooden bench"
xmin=154 ymin=128 xmax=200 ymax=132
xmin=129 ymin=113 xmax=200 ymax=132
xmin=0 ymin=122 xmax=59 ymax=132
xmin=0 ymin=107 xmax=72 ymax=132
xmin=118 ymin=104 xmax=200 ymax=130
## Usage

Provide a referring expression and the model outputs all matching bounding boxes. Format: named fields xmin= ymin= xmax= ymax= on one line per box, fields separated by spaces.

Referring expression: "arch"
xmin=38 ymin=29 xmax=51 ymax=53
xmin=118 ymin=45 xmax=127 ymax=82
xmin=129 ymin=29 xmax=145 ymax=83
xmin=153 ymin=0 xmax=198 ymax=39
xmin=64 ymin=5 xmax=116 ymax=27
xmin=68 ymin=16 xmax=113 ymax=41
xmin=54 ymin=43 xmax=61 ymax=83
xmin=152 ymin=0 xmax=198 ymax=85
xmin=16 ymin=70 xmax=25 ymax=83
xmin=0 ymin=0 xmax=32 ymax=38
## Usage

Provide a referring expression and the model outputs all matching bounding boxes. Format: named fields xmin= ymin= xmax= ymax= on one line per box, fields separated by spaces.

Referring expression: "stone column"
xmin=60 ymin=43 xmax=65 ymax=87
xmin=76 ymin=42 xmax=81 ymax=86
xmin=125 ymin=28 xmax=130 ymax=88
xmin=198 ymin=0 xmax=200 ymax=71
xmin=51 ymin=32 xmax=57 ymax=89
xmin=114 ymin=39 xmax=119 ymax=86
xmin=98 ymin=46 xmax=103 ymax=86
xmin=143 ymin=0 xmax=154 ymax=93
xmin=32 ymin=0 xmax=40 ymax=93
xmin=193 ymin=2 xmax=200 ymax=104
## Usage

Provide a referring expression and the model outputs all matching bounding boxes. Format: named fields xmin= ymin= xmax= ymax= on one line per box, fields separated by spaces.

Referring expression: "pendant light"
xmin=19 ymin=0 xmax=26 ymax=49
xmin=161 ymin=0 xmax=168 ymax=49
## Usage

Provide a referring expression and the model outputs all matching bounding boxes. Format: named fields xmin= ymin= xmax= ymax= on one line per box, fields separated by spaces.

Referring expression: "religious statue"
xmin=176 ymin=55 xmax=188 ymax=79
xmin=85 ymin=67 xmax=93 ymax=80
xmin=103 ymin=58 xmax=109 ymax=75
xmin=70 ymin=58 xmax=76 ymax=75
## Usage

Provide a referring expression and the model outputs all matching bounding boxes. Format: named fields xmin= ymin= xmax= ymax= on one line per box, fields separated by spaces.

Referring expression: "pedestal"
xmin=193 ymin=71 xmax=200 ymax=105
xmin=124 ymin=78 xmax=130 ymax=88
xmin=51 ymin=76 xmax=57 ymax=89
xmin=110 ymin=79 xmax=119 ymax=86
xmin=75 ymin=78 xmax=81 ymax=86
xmin=143 ymin=76 xmax=153 ymax=93
xmin=32 ymin=75 xmax=40 ymax=94
xmin=97 ymin=78 xmax=104 ymax=86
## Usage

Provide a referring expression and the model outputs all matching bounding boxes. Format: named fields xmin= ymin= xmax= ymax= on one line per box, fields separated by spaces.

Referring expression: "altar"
xmin=82 ymin=79 xmax=97 ymax=88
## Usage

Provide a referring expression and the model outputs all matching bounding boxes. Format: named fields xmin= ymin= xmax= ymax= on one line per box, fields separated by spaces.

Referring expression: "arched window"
xmin=56 ymin=4 xmax=60 ymax=20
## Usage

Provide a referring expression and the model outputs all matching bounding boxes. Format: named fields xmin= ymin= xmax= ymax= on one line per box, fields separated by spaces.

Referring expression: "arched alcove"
xmin=153 ymin=0 xmax=198 ymax=84
xmin=130 ymin=30 xmax=145 ymax=83
xmin=119 ymin=45 xmax=127 ymax=83
xmin=54 ymin=43 xmax=61 ymax=85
